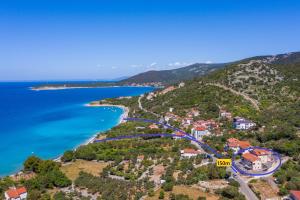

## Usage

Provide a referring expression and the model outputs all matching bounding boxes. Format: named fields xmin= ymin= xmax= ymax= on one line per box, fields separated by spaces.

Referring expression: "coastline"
xmin=30 ymin=85 xmax=156 ymax=91
xmin=53 ymin=102 xmax=129 ymax=163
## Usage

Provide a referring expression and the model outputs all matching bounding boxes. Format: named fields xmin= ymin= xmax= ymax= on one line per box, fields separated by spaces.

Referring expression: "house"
xmin=242 ymin=152 xmax=262 ymax=171
xmin=137 ymin=155 xmax=145 ymax=162
xmin=173 ymin=131 xmax=185 ymax=140
xmin=178 ymin=82 xmax=185 ymax=88
xmin=191 ymin=126 xmax=209 ymax=140
xmin=164 ymin=112 xmax=181 ymax=122
xmin=10 ymin=172 xmax=35 ymax=182
xmin=226 ymin=138 xmax=251 ymax=153
xmin=146 ymin=92 xmax=156 ymax=100
xmin=159 ymin=86 xmax=176 ymax=95
xmin=290 ymin=190 xmax=300 ymax=200
xmin=169 ymin=107 xmax=174 ymax=112
xmin=193 ymin=120 xmax=219 ymax=130
xmin=219 ymin=109 xmax=232 ymax=119
xmin=182 ymin=117 xmax=193 ymax=126
xmin=149 ymin=124 xmax=159 ymax=129
xmin=180 ymin=148 xmax=202 ymax=158
xmin=186 ymin=109 xmax=200 ymax=117
xmin=233 ymin=117 xmax=256 ymax=130
xmin=5 ymin=187 xmax=27 ymax=200
xmin=250 ymin=149 xmax=272 ymax=164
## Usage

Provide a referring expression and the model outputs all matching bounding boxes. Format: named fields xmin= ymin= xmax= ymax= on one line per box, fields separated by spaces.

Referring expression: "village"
xmin=2 ymin=86 xmax=297 ymax=200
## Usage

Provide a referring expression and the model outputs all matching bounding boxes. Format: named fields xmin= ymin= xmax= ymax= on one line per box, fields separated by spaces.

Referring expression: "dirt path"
xmin=207 ymin=83 xmax=260 ymax=111
xmin=138 ymin=95 xmax=160 ymax=117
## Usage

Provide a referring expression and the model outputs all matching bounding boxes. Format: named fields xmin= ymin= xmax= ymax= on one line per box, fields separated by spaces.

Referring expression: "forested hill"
xmin=119 ymin=63 xmax=226 ymax=85
xmin=141 ymin=51 xmax=299 ymax=157
xmin=31 ymin=63 xmax=226 ymax=89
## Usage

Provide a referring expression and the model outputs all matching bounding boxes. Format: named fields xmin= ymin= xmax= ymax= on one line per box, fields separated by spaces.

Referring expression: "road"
xmin=96 ymin=117 xmax=284 ymax=200
xmin=233 ymin=173 xmax=259 ymax=200
xmin=138 ymin=95 xmax=160 ymax=117
xmin=207 ymin=83 xmax=260 ymax=111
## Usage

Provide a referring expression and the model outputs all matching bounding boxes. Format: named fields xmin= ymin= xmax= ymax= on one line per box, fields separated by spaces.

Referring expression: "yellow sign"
xmin=216 ymin=159 xmax=232 ymax=167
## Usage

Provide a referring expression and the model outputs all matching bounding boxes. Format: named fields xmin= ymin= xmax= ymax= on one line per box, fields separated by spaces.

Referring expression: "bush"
xmin=61 ymin=151 xmax=74 ymax=162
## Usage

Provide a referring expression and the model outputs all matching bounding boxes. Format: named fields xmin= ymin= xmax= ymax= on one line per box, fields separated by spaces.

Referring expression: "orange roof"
xmin=149 ymin=124 xmax=159 ymax=129
xmin=227 ymin=138 xmax=251 ymax=149
xmin=175 ymin=132 xmax=185 ymax=136
xmin=183 ymin=148 xmax=199 ymax=154
xmin=195 ymin=126 xmax=207 ymax=131
xmin=137 ymin=155 xmax=144 ymax=160
xmin=252 ymin=149 xmax=271 ymax=156
xmin=6 ymin=187 xmax=27 ymax=198
xmin=242 ymin=153 xmax=258 ymax=162
xmin=290 ymin=190 xmax=300 ymax=200
xmin=238 ymin=141 xmax=251 ymax=149
xmin=17 ymin=187 xmax=27 ymax=194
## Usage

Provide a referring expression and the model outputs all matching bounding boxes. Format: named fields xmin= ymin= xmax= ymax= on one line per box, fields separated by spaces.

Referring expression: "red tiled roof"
xmin=195 ymin=126 xmax=207 ymax=131
xmin=17 ymin=187 xmax=27 ymax=194
xmin=5 ymin=187 xmax=27 ymax=198
xmin=290 ymin=190 xmax=300 ymax=200
xmin=175 ymin=132 xmax=185 ymax=136
xmin=252 ymin=149 xmax=271 ymax=156
xmin=242 ymin=153 xmax=258 ymax=162
xmin=183 ymin=148 xmax=199 ymax=154
xmin=227 ymin=138 xmax=251 ymax=149
xmin=238 ymin=141 xmax=251 ymax=149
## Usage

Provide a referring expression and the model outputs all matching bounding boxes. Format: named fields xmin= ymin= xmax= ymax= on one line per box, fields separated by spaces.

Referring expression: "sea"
xmin=0 ymin=82 xmax=154 ymax=176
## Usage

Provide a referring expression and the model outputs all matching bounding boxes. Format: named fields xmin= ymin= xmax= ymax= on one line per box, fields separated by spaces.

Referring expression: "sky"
xmin=0 ymin=0 xmax=300 ymax=81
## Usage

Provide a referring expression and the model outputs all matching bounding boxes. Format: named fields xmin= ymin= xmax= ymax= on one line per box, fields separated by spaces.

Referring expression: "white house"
xmin=191 ymin=126 xmax=209 ymax=140
xmin=180 ymin=148 xmax=202 ymax=158
xmin=242 ymin=152 xmax=262 ymax=171
xmin=5 ymin=187 xmax=27 ymax=200
xmin=182 ymin=117 xmax=193 ymax=126
xmin=173 ymin=132 xmax=185 ymax=140
xmin=250 ymin=149 xmax=271 ymax=164
xmin=233 ymin=117 xmax=256 ymax=130
xmin=219 ymin=109 xmax=232 ymax=119
xmin=226 ymin=138 xmax=251 ymax=153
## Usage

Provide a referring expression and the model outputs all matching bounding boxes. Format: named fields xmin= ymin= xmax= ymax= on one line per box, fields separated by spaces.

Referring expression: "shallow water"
xmin=0 ymin=82 xmax=153 ymax=176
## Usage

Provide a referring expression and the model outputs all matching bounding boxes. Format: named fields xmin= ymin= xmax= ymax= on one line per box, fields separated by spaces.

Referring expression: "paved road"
xmin=233 ymin=173 xmax=259 ymax=200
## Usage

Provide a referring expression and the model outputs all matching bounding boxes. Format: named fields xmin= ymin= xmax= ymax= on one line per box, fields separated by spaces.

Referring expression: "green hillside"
xmin=119 ymin=63 xmax=226 ymax=85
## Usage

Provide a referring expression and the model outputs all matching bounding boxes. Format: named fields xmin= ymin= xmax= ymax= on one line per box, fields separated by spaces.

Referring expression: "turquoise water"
xmin=0 ymin=82 xmax=153 ymax=176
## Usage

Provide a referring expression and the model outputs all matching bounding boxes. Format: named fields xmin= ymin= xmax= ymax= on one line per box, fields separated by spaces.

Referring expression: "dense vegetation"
xmin=1 ymin=51 xmax=299 ymax=199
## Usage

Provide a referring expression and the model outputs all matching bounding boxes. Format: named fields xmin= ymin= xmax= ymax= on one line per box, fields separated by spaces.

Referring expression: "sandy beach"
xmin=52 ymin=102 xmax=129 ymax=163
xmin=85 ymin=102 xmax=129 ymax=124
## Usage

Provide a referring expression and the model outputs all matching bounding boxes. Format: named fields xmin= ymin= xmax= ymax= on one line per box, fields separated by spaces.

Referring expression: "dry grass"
xmin=250 ymin=179 xmax=279 ymax=200
xmin=146 ymin=185 xmax=219 ymax=200
xmin=150 ymin=164 xmax=165 ymax=184
xmin=60 ymin=159 xmax=108 ymax=181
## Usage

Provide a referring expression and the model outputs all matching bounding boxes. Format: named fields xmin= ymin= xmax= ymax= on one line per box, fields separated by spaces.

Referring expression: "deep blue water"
xmin=0 ymin=82 xmax=153 ymax=176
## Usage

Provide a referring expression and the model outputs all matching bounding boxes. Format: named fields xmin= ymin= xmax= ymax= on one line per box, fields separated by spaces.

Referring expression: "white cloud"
xmin=150 ymin=62 xmax=157 ymax=67
xmin=111 ymin=66 xmax=117 ymax=69
xmin=205 ymin=60 xmax=213 ymax=64
xmin=167 ymin=62 xmax=191 ymax=68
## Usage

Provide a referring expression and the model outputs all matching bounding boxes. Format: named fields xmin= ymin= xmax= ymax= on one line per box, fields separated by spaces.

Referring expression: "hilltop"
xmin=2 ymin=51 xmax=299 ymax=200
xmin=119 ymin=63 xmax=226 ymax=85
xmin=31 ymin=63 xmax=226 ymax=90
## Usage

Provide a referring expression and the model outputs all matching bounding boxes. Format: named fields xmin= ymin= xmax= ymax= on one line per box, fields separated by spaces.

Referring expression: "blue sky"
xmin=0 ymin=0 xmax=300 ymax=81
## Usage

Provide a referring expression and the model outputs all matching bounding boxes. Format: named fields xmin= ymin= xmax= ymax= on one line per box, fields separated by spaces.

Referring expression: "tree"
xmin=27 ymin=190 xmax=42 ymax=200
xmin=24 ymin=156 xmax=41 ymax=172
xmin=61 ymin=150 xmax=74 ymax=162
xmin=159 ymin=191 xmax=165 ymax=199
